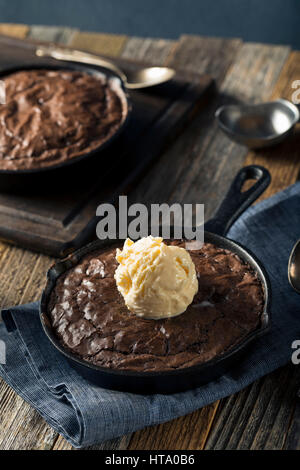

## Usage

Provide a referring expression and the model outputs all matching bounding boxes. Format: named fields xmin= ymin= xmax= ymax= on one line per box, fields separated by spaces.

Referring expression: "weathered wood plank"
xmin=128 ymin=404 xmax=218 ymax=450
xmin=169 ymin=35 xmax=241 ymax=86
xmin=244 ymin=50 xmax=300 ymax=200
xmin=0 ymin=249 xmax=38 ymax=308
xmin=0 ymin=382 xmax=57 ymax=450
xmin=284 ymin=400 xmax=300 ymax=450
xmin=27 ymin=25 xmax=78 ymax=44
xmin=127 ymin=35 xmax=241 ymax=208
xmin=254 ymin=366 xmax=300 ymax=450
xmin=0 ymin=243 xmax=16 ymax=280
xmin=53 ymin=434 xmax=131 ymax=451
xmin=121 ymin=37 xmax=176 ymax=64
xmin=0 ymin=23 xmax=29 ymax=39
xmin=69 ymin=31 xmax=127 ymax=57
xmin=205 ymin=365 xmax=300 ymax=450
xmin=129 ymin=40 xmax=289 ymax=219
xmin=167 ymin=43 xmax=289 ymax=217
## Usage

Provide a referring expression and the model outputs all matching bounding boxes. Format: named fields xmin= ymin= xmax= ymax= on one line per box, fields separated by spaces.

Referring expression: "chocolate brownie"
xmin=48 ymin=241 xmax=264 ymax=372
xmin=0 ymin=69 xmax=126 ymax=170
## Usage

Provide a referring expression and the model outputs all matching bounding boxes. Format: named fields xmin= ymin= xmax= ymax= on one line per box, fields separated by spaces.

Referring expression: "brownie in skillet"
xmin=48 ymin=241 xmax=264 ymax=372
xmin=0 ymin=69 xmax=126 ymax=170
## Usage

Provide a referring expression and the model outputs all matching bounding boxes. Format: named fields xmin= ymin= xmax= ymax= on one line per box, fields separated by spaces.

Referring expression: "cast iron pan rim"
xmin=0 ymin=63 xmax=132 ymax=175
xmin=40 ymin=232 xmax=271 ymax=379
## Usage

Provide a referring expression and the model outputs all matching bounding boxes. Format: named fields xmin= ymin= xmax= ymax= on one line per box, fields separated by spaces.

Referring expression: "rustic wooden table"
xmin=0 ymin=23 xmax=299 ymax=451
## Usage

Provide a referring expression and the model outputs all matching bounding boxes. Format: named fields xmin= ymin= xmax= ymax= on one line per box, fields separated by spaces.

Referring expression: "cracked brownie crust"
xmin=48 ymin=241 xmax=264 ymax=372
xmin=0 ymin=69 xmax=126 ymax=170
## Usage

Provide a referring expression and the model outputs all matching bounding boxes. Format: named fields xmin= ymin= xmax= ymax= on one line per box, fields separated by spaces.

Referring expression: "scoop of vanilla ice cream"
xmin=114 ymin=236 xmax=198 ymax=319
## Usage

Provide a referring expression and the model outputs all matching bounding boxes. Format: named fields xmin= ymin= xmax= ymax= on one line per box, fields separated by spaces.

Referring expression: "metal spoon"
xmin=36 ymin=45 xmax=175 ymax=90
xmin=215 ymin=99 xmax=300 ymax=148
xmin=288 ymin=239 xmax=300 ymax=294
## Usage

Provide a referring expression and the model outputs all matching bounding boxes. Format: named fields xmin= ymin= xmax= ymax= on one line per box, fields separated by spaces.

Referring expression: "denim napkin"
xmin=0 ymin=182 xmax=299 ymax=448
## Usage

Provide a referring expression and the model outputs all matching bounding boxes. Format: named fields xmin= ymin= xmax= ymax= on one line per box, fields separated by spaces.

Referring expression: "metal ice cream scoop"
xmin=216 ymin=99 xmax=300 ymax=148
xmin=288 ymin=239 xmax=300 ymax=294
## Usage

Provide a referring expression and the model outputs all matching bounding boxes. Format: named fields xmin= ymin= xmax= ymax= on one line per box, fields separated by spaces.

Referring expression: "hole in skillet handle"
xmin=205 ymin=165 xmax=271 ymax=236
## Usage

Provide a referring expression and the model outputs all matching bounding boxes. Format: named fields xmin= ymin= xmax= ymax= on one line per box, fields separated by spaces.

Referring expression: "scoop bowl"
xmin=216 ymin=99 xmax=300 ymax=148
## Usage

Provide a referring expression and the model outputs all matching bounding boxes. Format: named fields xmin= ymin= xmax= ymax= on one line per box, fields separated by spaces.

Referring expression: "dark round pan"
xmin=40 ymin=165 xmax=271 ymax=394
xmin=0 ymin=62 xmax=131 ymax=192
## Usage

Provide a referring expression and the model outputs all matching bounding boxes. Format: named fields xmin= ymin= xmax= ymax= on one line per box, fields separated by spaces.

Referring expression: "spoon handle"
xmin=36 ymin=45 xmax=127 ymax=84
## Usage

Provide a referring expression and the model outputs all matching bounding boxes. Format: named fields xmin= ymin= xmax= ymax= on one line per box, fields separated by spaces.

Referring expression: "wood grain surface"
xmin=0 ymin=23 xmax=29 ymax=38
xmin=70 ymin=31 xmax=127 ymax=57
xmin=0 ymin=23 xmax=298 ymax=451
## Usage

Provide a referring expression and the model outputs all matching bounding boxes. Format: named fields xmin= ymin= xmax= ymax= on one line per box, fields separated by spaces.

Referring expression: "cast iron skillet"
xmin=40 ymin=165 xmax=271 ymax=394
xmin=0 ymin=63 xmax=131 ymax=192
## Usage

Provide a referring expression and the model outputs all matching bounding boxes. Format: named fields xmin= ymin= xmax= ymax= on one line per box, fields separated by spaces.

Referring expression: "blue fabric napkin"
xmin=0 ymin=182 xmax=299 ymax=448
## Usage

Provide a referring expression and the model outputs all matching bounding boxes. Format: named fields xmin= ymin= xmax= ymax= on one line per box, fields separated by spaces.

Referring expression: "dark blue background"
xmin=0 ymin=0 xmax=298 ymax=48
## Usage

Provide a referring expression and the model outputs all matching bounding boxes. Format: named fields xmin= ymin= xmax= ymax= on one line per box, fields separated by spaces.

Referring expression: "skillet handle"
xmin=205 ymin=165 xmax=271 ymax=236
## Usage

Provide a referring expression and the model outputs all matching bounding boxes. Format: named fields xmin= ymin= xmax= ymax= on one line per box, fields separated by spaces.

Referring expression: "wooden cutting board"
xmin=0 ymin=34 xmax=214 ymax=257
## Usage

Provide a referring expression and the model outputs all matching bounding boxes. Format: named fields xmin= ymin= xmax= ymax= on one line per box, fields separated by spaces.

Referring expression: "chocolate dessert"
xmin=48 ymin=241 xmax=264 ymax=372
xmin=0 ymin=69 xmax=126 ymax=170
